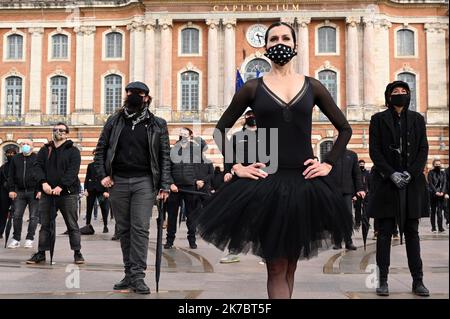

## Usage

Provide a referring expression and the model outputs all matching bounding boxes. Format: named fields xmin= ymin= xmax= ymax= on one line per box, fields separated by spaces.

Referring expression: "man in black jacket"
xmin=84 ymin=150 xmax=110 ymax=233
xmin=368 ymin=80 xmax=429 ymax=297
xmin=326 ymin=144 xmax=364 ymax=250
xmin=0 ymin=146 xmax=18 ymax=238
xmin=427 ymin=159 xmax=447 ymax=233
xmin=165 ymin=127 xmax=202 ymax=250
xmin=7 ymin=139 xmax=40 ymax=249
xmin=444 ymin=167 xmax=449 ymax=228
xmin=27 ymin=122 xmax=84 ymax=265
xmin=95 ymin=81 xmax=171 ymax=294
xmin=353 ymin=159 xmax=370 ymax=230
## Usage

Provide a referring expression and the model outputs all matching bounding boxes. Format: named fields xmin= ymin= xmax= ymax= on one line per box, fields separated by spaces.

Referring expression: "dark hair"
xmin=181 ymin=127 xmax=193 ymax=136
xmin=358 ymin=159 xmax=365 ymax=164
xmin=54 ymin=122 xmax=69 ymax=133
xmin=264 ymin=22 xmax=297 ymax=49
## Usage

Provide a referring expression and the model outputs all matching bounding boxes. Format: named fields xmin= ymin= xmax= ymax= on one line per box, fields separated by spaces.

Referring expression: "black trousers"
xmin=376 ymin=218 xmax=423 ymax=282
xmin=0 ymin=188 xmax=10 ymax=236
xmin=333 ymin=194 xmax=354 ymax=245
xmin=430 ymin=197 xmax=445 ymax=231
xmin=85 ymin=190 xmax=109 ymax=226
xmin=166 ymin=185 xmax=198 ymax=244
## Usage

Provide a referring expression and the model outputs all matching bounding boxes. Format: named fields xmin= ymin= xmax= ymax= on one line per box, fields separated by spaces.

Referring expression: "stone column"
xmin=425 ymin=22 xmax=449 ymax=124
xmin=127 ymin=18 xmax=145 ymax=82
xmin=26 ymin=27 xmax=44 ymax=125
xmin=205 ymin=19 xmax=220 ymax=121
xmin=373 ymin=19 xmax=391 ymax=110
xmin=144 ymin=18 xmax=157 ymax=110
xmin=223 ymin=18 xmax=236 ymax=107
xmin=296 ymin=17 xmax=311 ymax=76
xmin=156 ymin=17 xmax=173 ymax=120
xmin=345 ymin=17 xmax=361 ymax=121
xmin=363 ymin=17 xmax=376 ymax=111
xmin=72 ymin=26 xmax=96 ymax=125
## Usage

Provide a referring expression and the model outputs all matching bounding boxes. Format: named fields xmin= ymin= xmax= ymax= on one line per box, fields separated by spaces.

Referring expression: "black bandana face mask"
xmin=264 ymin=44 xmax=297 ymax=66
xmin=389 ymin=93 xmax=410 ymax=108
xmin=126 ymin=93 xmax=145 ymax=114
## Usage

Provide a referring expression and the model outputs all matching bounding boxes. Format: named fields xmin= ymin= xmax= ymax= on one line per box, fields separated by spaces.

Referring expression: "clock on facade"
xmin=246 ymin=24 xmax=268 ymax=48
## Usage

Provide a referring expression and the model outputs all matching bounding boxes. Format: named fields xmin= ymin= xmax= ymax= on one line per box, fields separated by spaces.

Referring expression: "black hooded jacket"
xmin=34 ymin=140 xmax=81 ymax=196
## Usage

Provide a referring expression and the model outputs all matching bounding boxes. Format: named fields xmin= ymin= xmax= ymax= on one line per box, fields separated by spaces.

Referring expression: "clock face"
xmin=246 ymin=24 xmax=268 ymax=48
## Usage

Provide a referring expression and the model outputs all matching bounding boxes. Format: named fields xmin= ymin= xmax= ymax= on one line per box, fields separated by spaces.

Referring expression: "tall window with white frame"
xmin=244 ymin=58 xmax=271 ymax=82
xmin=106 ymin=32 xmax=123 ymax=58
xmin=50 ymin=76 xmax=67 ymax=116
xmin=105 ymin=74 xmax=122 ymax=114
xmin=181 ymin=28 xmax=199 ymax=54
xmin=5 ymin=76 xmax=22 ymax=117
xmin=318 ymin=26 xmax=336 ymax=54
xmin=52 ymin=34 xmax=68 ymax=59
xmin=7 ymin=34 xmax=23 ymax=60
xmin=397 ymin=29 xmax=414 ymax=56
xmin=397 ymin=72 xmax=417 ymax=111
xmin=181 ymin=71 xmax=199 ymax=113
xmin=318 ymin=70 xmax=337 ymax=121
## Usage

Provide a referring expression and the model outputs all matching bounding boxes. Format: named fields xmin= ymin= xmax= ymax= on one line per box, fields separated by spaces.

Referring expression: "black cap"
xmin=384 ymin=80 xmax=410 ymax=107
xmin=125 ymin=81 xmax=150 ymax=95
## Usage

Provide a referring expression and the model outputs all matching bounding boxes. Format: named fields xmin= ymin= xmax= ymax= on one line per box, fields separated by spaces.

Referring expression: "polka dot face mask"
xmin=264 ymin=44 xmax=297 ymax=66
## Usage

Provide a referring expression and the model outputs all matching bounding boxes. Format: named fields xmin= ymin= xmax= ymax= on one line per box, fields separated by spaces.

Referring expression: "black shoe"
xmin=376 ymin=281 xmax=389 ymax=296
xmin=412 ymin=281 xmax=430 ymax=297
xmin=26 ymin=251 xmax=46 ymax=264
xmin=113 ymin=276 xmax=131 ymax=290
xmin=189 ymin=242 xmax=197 ymax=249
xmin=61 ymin=230 xmax=69 ymax=235
xmin=332 ymin=244 xmax=342 ymax=250
xmin=345 ymin=242 xmax=357 ymax=251
xmin=131 ymin=279 xmax=150 ymax=294
xmin=103 ymin=226 xmax=109 ymax=233
xmin=74 ymin=251 xmax=85 ymax=264
xmin=164 ymin=242 xmax=173 ymax=249
xmin=111 ymin=234 xmax=119 ymax=241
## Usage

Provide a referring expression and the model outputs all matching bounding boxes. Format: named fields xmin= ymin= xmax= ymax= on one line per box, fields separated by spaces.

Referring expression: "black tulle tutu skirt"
xmin=192 ymin=167 xmax=353 ymax=261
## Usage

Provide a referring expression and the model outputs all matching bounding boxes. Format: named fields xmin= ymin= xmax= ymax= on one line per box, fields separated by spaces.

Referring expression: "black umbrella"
xmin=155 ymin=198 xmax=166 ymax=293
xmin=4 ymin=202 xmax=15 ymax=248
xmin=49 ymin=196 xmax=58 ymax=265
xmin=361 ymin=198 xmax=370 ymax=251
xmin=397 ymin=188 xmax=407 ymax=245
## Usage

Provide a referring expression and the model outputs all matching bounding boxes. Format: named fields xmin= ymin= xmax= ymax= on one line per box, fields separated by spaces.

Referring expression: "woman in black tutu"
xmin=194 ymin=22 xmax=353 ymax=298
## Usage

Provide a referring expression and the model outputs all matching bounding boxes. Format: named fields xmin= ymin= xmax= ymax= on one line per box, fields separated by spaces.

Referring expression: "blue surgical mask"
xmin=21 ymin=145 xmax=31 ymax=154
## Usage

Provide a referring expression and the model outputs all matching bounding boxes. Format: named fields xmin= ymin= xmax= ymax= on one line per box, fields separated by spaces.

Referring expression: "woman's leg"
xmin=286 ymin=257 xmax=299 ymax=298
xmin=266 ymin=258 xmax=290 ymax=299
xmin=85 ymin=193 xmax=96 ymax=225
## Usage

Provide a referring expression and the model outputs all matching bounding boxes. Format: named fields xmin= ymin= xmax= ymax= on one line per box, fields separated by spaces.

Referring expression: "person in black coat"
xmin=368 ymin=80 xmax=429 ymax=297
xmin=354 ymin=159 xmax=370 ymax=229
xmin=0 ymin=146 xmax=18 ymax=238
xmin=444 ymin=167 xmax=449 ymax=227
xmin=427 ymin=159 xmax=447 ymax=232
xmin=326 ymin=146 xmax=364 ymax=250
xmin=84 ymin=150 xmax=110 ymax=233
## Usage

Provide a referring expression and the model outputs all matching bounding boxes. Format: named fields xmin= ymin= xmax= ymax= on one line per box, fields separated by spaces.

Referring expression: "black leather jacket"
xmin=94 ymin=111 xmax=173 ymax=192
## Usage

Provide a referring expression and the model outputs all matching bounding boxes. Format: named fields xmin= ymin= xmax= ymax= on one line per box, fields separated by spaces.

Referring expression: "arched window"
xmin=397 ymin=29 xmax=414 ymax=56
xmin=318 ymin=27 xmax=336 ymax=53
xmin=50 ymin=76 xmax=68 ymax=115
xmin=319 ymin=140 xmax=334 ymax=162
xmin=105 ymin=32 xmax=123 ymax=58
xmin=7 ymin=34 xmax=23 ymax=59
xmin=318 ymin=70 xmax=337 ymax=121
xmin=244 ymin=58 xmax=271 ymax=82
xmin=181 ymin=71 xmax=199 ymax=111
xmin=52 ymin=34 xmax=68 ymax=59
xmin=5 ymin=76 xmax=22 ymax=116
xmin=105 ymin=74 xmax=122 ymax=114
xmin=397 ymin=72 xmax=417 ymax=111
xmin=181 ymin=28 xmax=200 ymax=54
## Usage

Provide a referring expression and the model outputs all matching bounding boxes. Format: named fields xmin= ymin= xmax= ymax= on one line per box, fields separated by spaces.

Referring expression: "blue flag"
xmin=236 ymin=69 xmax=244 ymax=92
xmin=256 ymin=69 xmax=261 ymax=79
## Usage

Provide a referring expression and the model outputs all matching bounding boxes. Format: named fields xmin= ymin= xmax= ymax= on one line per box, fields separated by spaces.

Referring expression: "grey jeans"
xmin=110 ymin=175 xmax=155 ymax=280
xmin=13 ymin=191 xmax=39 ymax=241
